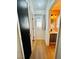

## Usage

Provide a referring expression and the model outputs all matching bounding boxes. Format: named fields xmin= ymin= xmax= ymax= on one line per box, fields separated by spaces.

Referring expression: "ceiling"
xmin=30 ymin=0 xmax=55 ymax=14
xmin=31 ymin=0 xmax=48 ymax=11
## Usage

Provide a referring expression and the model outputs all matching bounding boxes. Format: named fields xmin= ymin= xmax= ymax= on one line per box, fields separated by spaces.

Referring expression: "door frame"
xmin=17 ymin=20 xmax=25 ymax=59
xmin=55 ymin=15 xmax=61 ymax=59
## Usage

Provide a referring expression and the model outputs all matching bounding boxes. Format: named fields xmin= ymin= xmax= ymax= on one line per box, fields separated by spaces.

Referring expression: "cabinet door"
xmin=50 ymin=33 xmax=57 ymax=42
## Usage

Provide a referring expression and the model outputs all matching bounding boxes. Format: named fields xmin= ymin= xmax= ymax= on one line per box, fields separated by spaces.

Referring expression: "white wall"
xmin=28 ymin=4 xmax=33 ymax=50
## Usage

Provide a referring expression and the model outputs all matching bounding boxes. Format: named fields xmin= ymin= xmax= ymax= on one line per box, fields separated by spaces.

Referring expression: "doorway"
xmin=33 ymin=14 xmax=45 ymax=40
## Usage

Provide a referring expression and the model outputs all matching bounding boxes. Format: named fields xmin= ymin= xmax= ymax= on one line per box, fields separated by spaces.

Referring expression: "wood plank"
xmin=30 ymin=40 xmax=55 ymax=59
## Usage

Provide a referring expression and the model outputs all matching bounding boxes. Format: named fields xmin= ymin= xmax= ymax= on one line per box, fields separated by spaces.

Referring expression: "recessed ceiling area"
xmin=31 ymin=0 xmax=48 ymax=11
xmin=29 ymin=0 xmax=55 ymax=14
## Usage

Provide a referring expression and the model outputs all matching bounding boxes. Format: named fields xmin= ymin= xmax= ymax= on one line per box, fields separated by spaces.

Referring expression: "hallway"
xmin=17 ymin=0 xmax=61 ymax=59
xmin=30 ymin=40 xmax=55 ymax=59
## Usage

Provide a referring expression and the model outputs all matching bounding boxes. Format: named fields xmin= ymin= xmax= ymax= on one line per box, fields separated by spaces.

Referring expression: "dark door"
xmin=17 ymin=0 xmax=31 ymax=59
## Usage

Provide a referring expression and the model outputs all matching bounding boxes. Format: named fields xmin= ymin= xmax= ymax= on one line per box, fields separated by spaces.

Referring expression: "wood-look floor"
xmin=30 ymin=40 xmax=55 ymax=59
